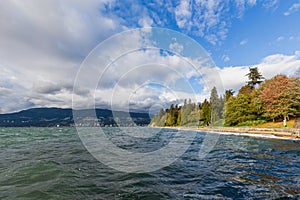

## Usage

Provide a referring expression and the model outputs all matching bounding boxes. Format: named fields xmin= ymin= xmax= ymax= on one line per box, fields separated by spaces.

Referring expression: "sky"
xmin=0 ymin=0 xmax=299 ymax=114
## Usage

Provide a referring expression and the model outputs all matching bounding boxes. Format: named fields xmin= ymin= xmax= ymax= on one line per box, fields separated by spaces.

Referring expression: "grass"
xmin=253 ymin=118 xmax=295 ymax=128
xmin=235 ymin=120 xmax=267 ymax=127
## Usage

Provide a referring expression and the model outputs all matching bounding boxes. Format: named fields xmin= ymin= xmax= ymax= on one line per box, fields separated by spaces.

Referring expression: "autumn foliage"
xmin=259 ymin=75 xmax=300 ymax=121
xmin=225 ymin=74 xmax=300 ymax=126
xmin=151 ymin=69 xmax=300 ymax=127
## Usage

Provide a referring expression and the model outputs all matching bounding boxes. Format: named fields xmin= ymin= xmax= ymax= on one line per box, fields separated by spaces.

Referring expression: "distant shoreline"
xmin=152 ymin=126 xmax=300 ymax=140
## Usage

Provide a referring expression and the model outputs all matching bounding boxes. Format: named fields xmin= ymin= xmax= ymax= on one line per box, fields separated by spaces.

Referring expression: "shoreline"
xmin=154 ymin=126 xmax=300 ymax=140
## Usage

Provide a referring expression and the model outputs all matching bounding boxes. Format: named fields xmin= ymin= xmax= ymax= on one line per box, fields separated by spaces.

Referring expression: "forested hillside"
xmin=151 ymin=68 xmax=300 ymax=127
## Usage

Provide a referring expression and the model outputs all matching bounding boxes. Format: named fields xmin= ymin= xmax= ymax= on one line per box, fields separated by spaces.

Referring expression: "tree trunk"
xmin=283 ymin=116 xmax=287 ymax=127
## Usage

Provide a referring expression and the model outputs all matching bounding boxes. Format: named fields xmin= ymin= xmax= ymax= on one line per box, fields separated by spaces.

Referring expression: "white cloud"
xmin=222 ymin=55 xmax=230 ymax=62
xmin=247 ymin=0 xmax=257 ymax=6
xmin=288 ymin=35 xmax=300 ymax=41
xmin=138 ymin=16 xmax=154 ymax=28
xmin=0 ymin=0 xmax=125 ymax=113
xmin=61 ymin=28 xmax=219 ymax=113
xmin=240 ymin=39 xmax=248 ymax=45
xmin=234 ymin=0 xmax=257 ymax=18
xmin=175 ymin=0 xmax=192 ymax=29
xmin=0 ymin=0 xmax=298 ymax=114
xmin=284 ymin=1 xmax=300 ymax=16
xmin=213 ymin=51 xmax=300 ymax=94
xmin=173 ymin=0 xmax=257 ymax=45
xmin=95 ymin=0 xmax=257 ymax=46
xmin=276 ymin=36 xmax=284 ymax=42
xmin=263 ymin=0 xmax=279 ymax=10
xmin=169 ymin=39 xmax=184 ymax=54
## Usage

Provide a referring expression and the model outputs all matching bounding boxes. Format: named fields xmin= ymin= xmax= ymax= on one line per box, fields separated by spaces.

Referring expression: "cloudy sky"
xmin=0 ymin=0 xmax=299 ymax=114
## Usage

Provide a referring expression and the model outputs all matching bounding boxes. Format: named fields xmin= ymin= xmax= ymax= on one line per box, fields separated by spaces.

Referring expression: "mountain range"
xmin=0 ymin=108 xmax=151 ymax=127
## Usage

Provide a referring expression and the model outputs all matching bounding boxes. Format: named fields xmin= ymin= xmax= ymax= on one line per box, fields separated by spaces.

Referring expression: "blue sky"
xmin=214 ymin=1 xmax=300 ymax=67
xmin=104 ymin=0 xmax=300 ymax=67
xmin=0 ymin=0 xmax=299 ymax=113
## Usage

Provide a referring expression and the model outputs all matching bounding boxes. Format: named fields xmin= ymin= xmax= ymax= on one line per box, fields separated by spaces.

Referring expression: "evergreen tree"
xmin=224 ymin=96 xmax=237 ymax=126
xmin=150 ymin=108 xmax=166 ymax=126
xmin=200 ymin=99 xmax=211 ymax=126
xmin=165 ymin=104 xmax=176 ymax=126
xmin=225 ymin=94 xmax=256 ymax=126
xmin=151 ymin=71 xmax=299 ymax=128
xmin=181 ymin=102 xmax=199 ymax=126
xmin=209 ymin=86 xmax=222 ymax=124
xmin=246 ymin=67 xmax=264 ymax=88
xmin=225 ymin=89 xmax=235 ymax=101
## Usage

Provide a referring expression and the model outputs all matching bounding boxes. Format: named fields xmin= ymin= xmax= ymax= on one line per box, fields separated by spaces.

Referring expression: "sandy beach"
xmin=160 ymin=126 xmax=300 ymax=140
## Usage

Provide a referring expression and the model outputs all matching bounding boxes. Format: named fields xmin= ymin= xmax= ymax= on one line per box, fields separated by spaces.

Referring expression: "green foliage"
xmin=225 ymin=94 xmax=256 ymax=126
xmin=210 ymin=86 xmax=223 ymax=124
xmin=150 ymin=108 xmax=166 ymax=126
xmin=199 ymin=99 xmax=211 ymax=126
xmin=181 ymin=101 xmax=198 ymax=126
xmin=165 ymin=104 xmax=178 ymax=126
xmin=225 ymin=89 xmax=235 ymax=101
xmin=246 ymin=67 xmax=264 ymax=88
xmin=235 ymin=120 xmax=267 ymax=127
xmin=151 ymin=68 xmax=299 ymax=128
xmin=150 ymin=100 xmax=200 ymax=127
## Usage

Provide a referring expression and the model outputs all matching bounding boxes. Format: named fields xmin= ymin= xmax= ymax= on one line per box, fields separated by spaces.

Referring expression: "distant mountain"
xmin=0 ymin=108 xmax=151 ymax=127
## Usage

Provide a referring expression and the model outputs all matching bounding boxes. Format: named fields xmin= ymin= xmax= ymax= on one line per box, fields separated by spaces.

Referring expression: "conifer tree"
xmin=246 ymin=67 xmax=264 ymax=88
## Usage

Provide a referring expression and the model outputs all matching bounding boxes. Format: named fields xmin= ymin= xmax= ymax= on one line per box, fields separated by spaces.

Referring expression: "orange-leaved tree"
xmin=259 ymin=74 xmax=300 ymax=122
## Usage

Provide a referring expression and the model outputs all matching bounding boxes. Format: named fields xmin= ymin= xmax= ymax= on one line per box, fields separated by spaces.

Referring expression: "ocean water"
xmin=0 ymin=127 xmax=299 ymax=199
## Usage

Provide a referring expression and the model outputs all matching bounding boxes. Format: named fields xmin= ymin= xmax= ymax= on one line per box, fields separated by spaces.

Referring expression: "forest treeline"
xmin=150 ymin=67 xmax=300 ymax=127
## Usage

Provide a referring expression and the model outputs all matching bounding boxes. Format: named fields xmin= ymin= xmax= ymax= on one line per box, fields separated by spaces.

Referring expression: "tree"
xmin=223 ymin=89 xmax=235 ymax=119
xmin=259 ymin=74 xmax=300 ymax=121
xmin=209 ymin=86 xmax=222 ymax=124
xmin=225 ymin=89 xmax=235 ymax=101
xmin=246 ymin=67 xmax=264 ymax=88
xmin=225 ymin=94 xmax=256 ymax=126
xmin=176 ymin=108 xmax=181 ymax=126
xmin=181 ymin=101 xmax=193 ymax=125
xmin=181 ymin=102 xmax=199 ymax=126
xmin=165 ymin=104 xmax=179 ymax=126
xmin=238 ymin=85 xmax=253 ymax=96
xmin=251 ymin=88 xmax=264 ymax=118
xmin=150 ymin=108 xmax=166 ymax=126
xmin=224 ymin=96 xmax=238 ymax=126
xmin=199 ymin=99 xmax=211 ymax=126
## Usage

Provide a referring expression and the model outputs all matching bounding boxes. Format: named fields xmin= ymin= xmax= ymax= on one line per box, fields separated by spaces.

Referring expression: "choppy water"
xmin=0 ymin=127 xmax=299 ymax=199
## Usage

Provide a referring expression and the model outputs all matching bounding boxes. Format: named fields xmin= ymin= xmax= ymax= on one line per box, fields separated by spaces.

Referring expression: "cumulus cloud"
xmin=0 ymin=0 xmax=124 ymax=113
xmin=213 ymin=51 xmax=300 ymax=93
xmin=72 ymin=28 xmax=217 ymax=112
xmin=0 ymin=0 xmax=298 ymax=114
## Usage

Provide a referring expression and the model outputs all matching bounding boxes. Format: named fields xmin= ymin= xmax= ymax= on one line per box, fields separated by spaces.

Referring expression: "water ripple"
xmin=0 ymin=127 xmax=299 ymax=199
